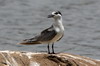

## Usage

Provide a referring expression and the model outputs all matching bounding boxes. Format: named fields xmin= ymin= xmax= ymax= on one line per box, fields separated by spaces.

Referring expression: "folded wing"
xmin=20 ymin=25 xmax=57 ymax=45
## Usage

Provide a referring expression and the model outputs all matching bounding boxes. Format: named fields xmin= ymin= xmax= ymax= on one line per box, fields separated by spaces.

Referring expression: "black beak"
xmin=47 ymin=14 xmax=54 ymax=18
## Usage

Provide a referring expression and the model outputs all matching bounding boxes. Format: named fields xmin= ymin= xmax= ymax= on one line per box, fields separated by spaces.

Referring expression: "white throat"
xmin=53 ymin=17 xmax=64 ymax=32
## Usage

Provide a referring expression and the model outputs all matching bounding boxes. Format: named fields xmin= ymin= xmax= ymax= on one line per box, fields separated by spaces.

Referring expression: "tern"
xmin=20 ymin=11 xmax=64 ymax=54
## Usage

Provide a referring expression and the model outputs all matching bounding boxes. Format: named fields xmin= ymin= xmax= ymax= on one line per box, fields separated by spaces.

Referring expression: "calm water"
xmin=0 ymin=0 xmax=100 ymax=59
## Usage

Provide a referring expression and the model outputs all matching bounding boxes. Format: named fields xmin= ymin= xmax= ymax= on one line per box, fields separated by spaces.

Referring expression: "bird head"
xmin=48 ymin=11 xmax=62 ymax=19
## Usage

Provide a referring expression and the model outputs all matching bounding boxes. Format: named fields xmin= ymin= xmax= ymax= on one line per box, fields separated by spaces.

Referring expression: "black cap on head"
xmin=47 ymin=11 xmax=62 ymax=18
xmin=55 ymin=11 xmax=62 ymax=15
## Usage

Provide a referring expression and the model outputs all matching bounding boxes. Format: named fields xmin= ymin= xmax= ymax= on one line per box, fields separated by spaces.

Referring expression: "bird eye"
xmin=54 ymin=11 xmax=62 ymax=15
xmin=57 ymin=11 xmax=62 ymax=15
xmin=55 ymin=12 xmax=58 ymax=15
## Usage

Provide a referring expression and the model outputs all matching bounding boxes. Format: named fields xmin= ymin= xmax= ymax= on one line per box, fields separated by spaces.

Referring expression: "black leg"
xmin=47 ymin=44 xmax=50 ymax=54
xmin=52 ymin=43 xmax=55 ymax=54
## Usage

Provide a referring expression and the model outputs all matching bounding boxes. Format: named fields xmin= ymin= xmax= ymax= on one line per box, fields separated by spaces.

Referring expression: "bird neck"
xmin=53 ymin=17 xmax=64 ymax=31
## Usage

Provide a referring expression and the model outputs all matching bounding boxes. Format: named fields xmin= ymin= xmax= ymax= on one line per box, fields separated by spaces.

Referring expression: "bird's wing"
xmin=20 ymin=25 xmax=57 ymax=45
xmin=36 ymin=25 xmax=57 ymax=41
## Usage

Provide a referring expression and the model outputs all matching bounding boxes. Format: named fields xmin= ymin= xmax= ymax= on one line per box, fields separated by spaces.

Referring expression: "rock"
xmin=0 ymin=51 xmax=99 ymax=66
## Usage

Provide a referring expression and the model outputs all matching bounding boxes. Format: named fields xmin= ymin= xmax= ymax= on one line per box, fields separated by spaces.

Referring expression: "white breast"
xmin=47 ymin=16 xmax=64 ymax=43
xmin=50 ymin=25 xmax=64 ymax=43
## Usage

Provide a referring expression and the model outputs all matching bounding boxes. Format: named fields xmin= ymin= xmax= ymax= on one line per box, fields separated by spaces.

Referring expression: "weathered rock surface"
xmin=0 ymin=51 xmax=99 ymax=66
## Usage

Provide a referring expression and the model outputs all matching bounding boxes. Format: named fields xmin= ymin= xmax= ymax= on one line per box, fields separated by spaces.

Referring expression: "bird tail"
xmin=19 ymin=38 xmax=41 ymax=45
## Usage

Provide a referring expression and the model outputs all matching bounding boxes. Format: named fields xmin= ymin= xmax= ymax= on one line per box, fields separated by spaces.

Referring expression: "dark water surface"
xmin=0 ymin=0 xmax=100 ymax=59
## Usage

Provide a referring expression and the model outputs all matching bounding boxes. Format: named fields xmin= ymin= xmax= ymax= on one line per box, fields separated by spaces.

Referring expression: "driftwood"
xmin=0 ymin=51 xmax=99 ymax=66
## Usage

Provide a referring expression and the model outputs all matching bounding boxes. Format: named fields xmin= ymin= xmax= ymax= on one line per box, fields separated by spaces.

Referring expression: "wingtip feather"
xmin=19 ymin=40 xmax=41 ymax=45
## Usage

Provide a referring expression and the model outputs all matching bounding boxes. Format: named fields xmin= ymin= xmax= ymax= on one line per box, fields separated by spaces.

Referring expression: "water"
xmin=0 ymin=0 xmax=100 ymax=59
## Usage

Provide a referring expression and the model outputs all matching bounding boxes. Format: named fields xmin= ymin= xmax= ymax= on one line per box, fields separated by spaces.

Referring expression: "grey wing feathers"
xmin=36 ymin=25 xmax=57 ymax=41
xmin=20 ymin=25 xmax=57 ymax=45
xmin=20 ymin=37 xmax=41 ymax=45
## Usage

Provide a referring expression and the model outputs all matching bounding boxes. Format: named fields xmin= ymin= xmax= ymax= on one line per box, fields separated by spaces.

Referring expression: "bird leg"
xmin=52 ymin=43 xmax=55 ymax=54
xmin=47 ymin=44 xmax=50 ymax=54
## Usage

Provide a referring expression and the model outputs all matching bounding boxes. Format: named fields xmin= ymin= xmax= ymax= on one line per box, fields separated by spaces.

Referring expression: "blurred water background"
xmin=0 ymin=0 xmax=100 ymax=59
